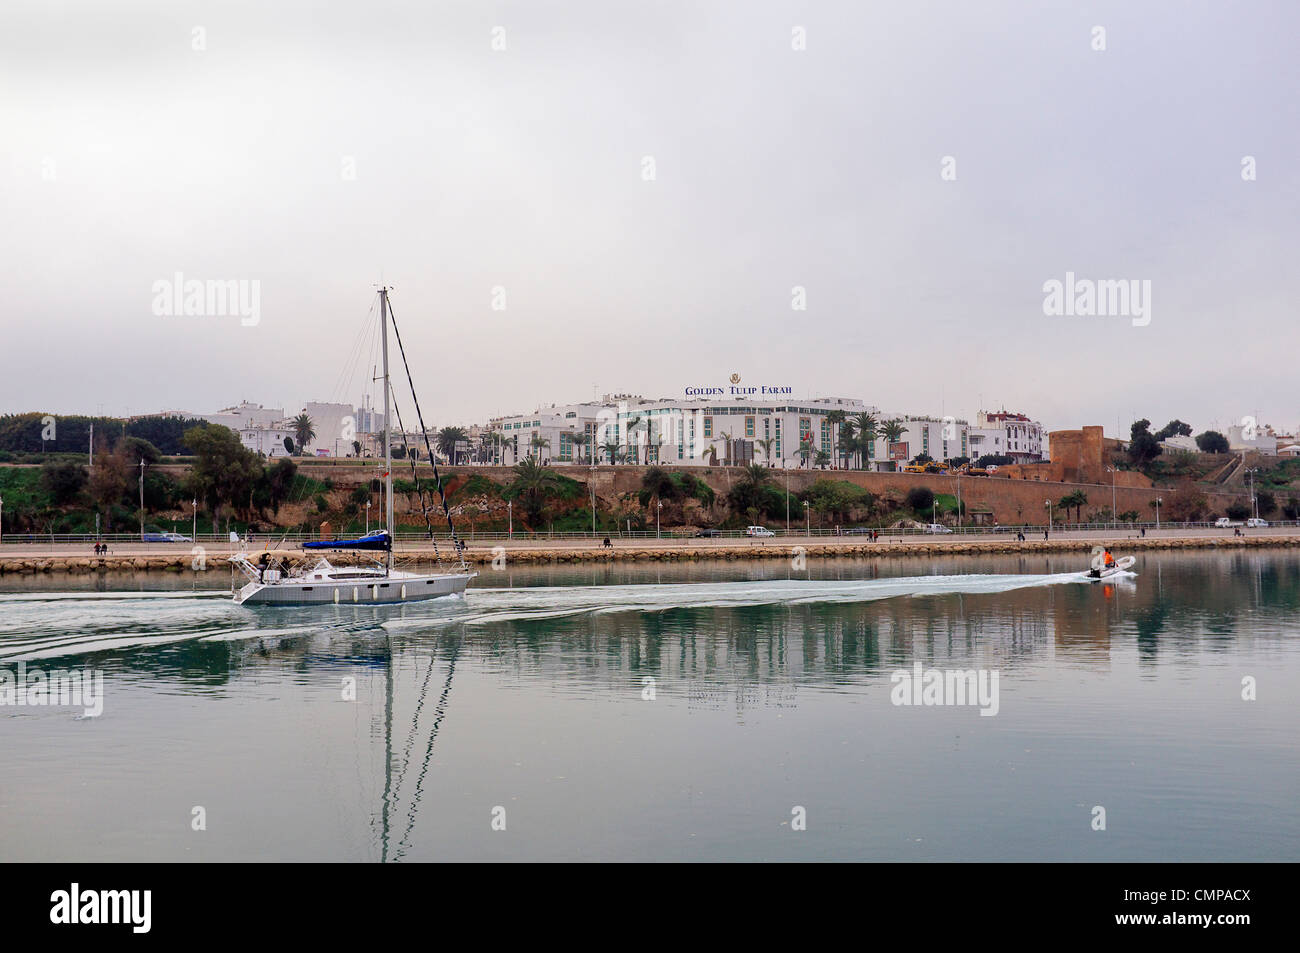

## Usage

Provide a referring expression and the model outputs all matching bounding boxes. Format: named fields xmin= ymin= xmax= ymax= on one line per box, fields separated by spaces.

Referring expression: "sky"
xmin=2 ymin=0 xmax=1297 ymax=440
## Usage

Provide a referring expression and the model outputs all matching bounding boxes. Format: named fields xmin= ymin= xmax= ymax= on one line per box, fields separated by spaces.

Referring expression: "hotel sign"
xmin=684 ymin=384 xmax=794 ymax=397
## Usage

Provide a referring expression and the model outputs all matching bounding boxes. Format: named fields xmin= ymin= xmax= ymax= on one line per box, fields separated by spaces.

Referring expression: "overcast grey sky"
xmin=2 ymin=0 xmax=1297 ymax=438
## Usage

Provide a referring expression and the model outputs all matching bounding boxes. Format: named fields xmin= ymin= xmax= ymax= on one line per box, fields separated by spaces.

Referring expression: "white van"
xmin=926 ymin=523 xmax=953 ymax=534
xmin=1245 ymin=518 xmax=1269 ymax=528
xmin=1215 ymin=517 xmax=1243 ymax=528
xmin=745 ymin=525 xmax=775 ymax=537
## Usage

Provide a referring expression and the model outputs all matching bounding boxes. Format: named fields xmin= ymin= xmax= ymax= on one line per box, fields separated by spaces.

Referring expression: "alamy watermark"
xmin=890 ymin=661 xmax=999 ymax=716
xmin=1042 ymin=271 xmax=1151 ymax=327
xmin=151 ymin=272 xmax=260 ymax=326
xmin=0 ymin=662 xmax=104 ymax=717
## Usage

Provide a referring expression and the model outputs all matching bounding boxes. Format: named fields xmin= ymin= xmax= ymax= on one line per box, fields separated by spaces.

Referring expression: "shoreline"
xmin=2 ymin=533 xmax=1298 ymax=574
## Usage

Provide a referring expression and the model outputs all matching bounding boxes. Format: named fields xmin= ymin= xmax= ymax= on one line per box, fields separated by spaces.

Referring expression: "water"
xmin=1 ymin=551 xmax=1297 ymax=862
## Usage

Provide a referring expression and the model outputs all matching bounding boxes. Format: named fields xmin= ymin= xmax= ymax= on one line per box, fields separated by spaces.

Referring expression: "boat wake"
xmin=382 ymin=572 xmax=1097 ymax=631
xmin=0 ymin=571 xmax=1114 ymax=662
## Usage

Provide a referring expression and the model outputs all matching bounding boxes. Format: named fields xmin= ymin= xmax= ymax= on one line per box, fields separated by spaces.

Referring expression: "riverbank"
xmin=3 ymin=532 xmax=1299 ymax=573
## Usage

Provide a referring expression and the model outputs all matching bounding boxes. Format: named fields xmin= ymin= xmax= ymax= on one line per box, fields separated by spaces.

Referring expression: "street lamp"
xmin=192 ymin=498 xmax=197 ymax=541
xmin=656 ymin=501 xmax=662 ymax=539
xmin=1045 ymin=499 xmax=1052 ymax=532
xmin=138 ymin=458 xmax=146 ymax=541
xmin=365 ymin=501 xmax=371 ymax=534
xmin=1155 ymin=497 xmax=1162 ymax=531
xmin=508 ymin=501 xmax=513 ymax=538
xmin=1105 ymin=466 xmax=1117 ymax=529
xmin=1245 ymin=467 xmax=1259 ymax=519
xmin=589 ymin=461 xmax=597 ymax=538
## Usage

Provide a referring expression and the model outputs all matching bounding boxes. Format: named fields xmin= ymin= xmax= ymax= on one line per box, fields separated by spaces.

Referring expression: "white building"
xmin=1228 ymin=424 xmax=1279 ymax=454
xmin=240 ymin=425 xmax=295 ymax=458
xmin=609 ymin=394 xmax=871 ymax=468
xmin=296 ymin=401 xmax=361 ymax=457
xmin=202 ymin=401 xmax=286 ymax=431
xmin=871 ymin=415 xmax=970 ymax=469
xmin=968 ymin=411 xmax=1045 ymax=463
xmin=489 ymin=401 xmax=610 ymax=466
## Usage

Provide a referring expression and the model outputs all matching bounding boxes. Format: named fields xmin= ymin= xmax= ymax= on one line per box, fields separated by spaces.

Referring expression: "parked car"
xmin=745 ymin=525 xmax=775 ymax=538
xmin=1245 ymin=518 xmax=1269 ymax=528
xmin=695 ymin=528 xmax=721 ymax=538
xmin=1214 ymin=518 xmax=1243 ymax=528
xmin=142 ymin=532 xmax=192 ymax=542
xmin=925 ymin=523 xmax=953 ymax=534
xmin=844 ymin=527 xmax=874 ymax=536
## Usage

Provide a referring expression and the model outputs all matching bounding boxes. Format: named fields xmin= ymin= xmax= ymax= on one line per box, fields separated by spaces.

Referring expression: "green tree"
xmin=600 ymin=440 xmax=622 ymax=464
xmin=906 ymin=486 xmax=935 ymax=515
xmin=1128 ymin=419 xmax=1162 ymax=468
xmin=570 ymin=431 xmax=590 ymax=464
xmin=116 ymin=435 xmax=162 ymax=466
xmin=528 ymin=433 xmax=550 ymax=460
xmin=852 ymin=412 xmax=878 ymax=469
xmin=42 ymin=460 xmax=87 ymax=506
xmin=436 ymin=426 xmax=469 ymax=463
xmin=1059 ymin=490 xmax=1089 ymax=522
xmin=87 ymin=449 xmax=130 ymax=531
xmin=504 ymin=457 xmax=565 ymax=525
xmin=292 ymin=414 xmax=316 ymax=454
xmin=1154 ymin=420 xmax=1192 ymax=441
xmin=1195 ymin=430 xmax=1229 ymax=453
xmin=184 ymin=424 xmax=261 ymax=527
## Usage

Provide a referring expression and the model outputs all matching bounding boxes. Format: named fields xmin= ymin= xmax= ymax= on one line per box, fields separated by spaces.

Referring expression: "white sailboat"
xmin=232 ymin=288 xmax=477 ymax=606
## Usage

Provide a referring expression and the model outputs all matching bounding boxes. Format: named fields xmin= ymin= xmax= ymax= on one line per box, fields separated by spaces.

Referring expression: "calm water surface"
xmin=2 ymin=551 xmax=1297 ymax=861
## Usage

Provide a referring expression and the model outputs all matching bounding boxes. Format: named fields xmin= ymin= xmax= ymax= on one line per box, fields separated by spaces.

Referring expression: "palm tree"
xmin=814 ymin=449 xmax=830 ymax=469
xmin=436 ymin=426 xmax=469 ymax=464
xmin=711 ymin=432 xmax=735 ymax=467
xmin=506 ymin=457 xmax=564 ymax=526
xmin=640 ymin=466 xmax=681 ymax=516
xmin=852 ymin=412 xmax=878 ymax=469
xmin=479 ymin=430 xmax=504 ymax=464
xmin=569 ymin=431 xmax=591 ymax=464
xmin=879 ymin=419 xmax=906 ymax=471
xmin=600 ymin=440 xmax=622 ymax=464
xmin=838 ymin=419 xmax=857 ymax=469
xmin=1059 ymin=490 xmax=1088 ymax=522
xmin=798 ymin=436 xmax=814 ymax=468
xmin=825 ymin=410 xmax=847 ymax=468
xmin=528 ymin=433 xmax=551 ymax=461
xmin=756 ymin=437 xmax=776 ymax=465
xmin=291 ymin=413 xmax=315 ymax=455
xmin=624 ymin=416 xmax=642 ymax=465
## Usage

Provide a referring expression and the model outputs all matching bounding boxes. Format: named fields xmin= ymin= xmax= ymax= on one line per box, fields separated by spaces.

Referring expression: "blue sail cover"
xmin=302 ymin=531 xmax=392 ymax=552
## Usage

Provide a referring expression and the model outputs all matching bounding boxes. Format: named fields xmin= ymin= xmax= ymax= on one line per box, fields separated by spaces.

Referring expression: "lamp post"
xmin=508 ymin=501 xmax=513 ymax=538
xmin=1105 ymin=466 xmax=1117 ymax=529
xmin=784 ymin=463 xmax=790 ymax=534
xmin=1045 ymin=499 xmax=1052 ymax=532
xmin=1246 ymin=467 xmax=1259 ymax=519
xmin=656 ymin=501 xmax=662 ymax=539
xmin=192 ymin=499 xmax=197 ymax=541
xmin=589 ymin=462 xmax=597 ymax=538
xmin=138 ymin=458 xmax=146 ymax=541
xmin=365 ymin=501 xmax=371 ymax=534
xmin=1155 ymin=497 xmax=1162 ymax=531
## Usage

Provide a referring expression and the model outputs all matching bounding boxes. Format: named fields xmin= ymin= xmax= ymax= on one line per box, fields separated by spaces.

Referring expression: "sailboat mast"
xmin=381 ymin=287 xmax=394 ymax=573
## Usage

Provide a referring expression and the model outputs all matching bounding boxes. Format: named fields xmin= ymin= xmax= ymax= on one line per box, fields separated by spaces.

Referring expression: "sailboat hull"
xmin=235 ymin=571 xmax=476 ymax=606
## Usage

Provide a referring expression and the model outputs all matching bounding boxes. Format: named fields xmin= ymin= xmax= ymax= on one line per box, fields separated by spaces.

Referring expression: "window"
xmin=703 ymin=417 xmax=713 ymax=437
xmin=745 ymin=416 xmax=755 ymax=438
